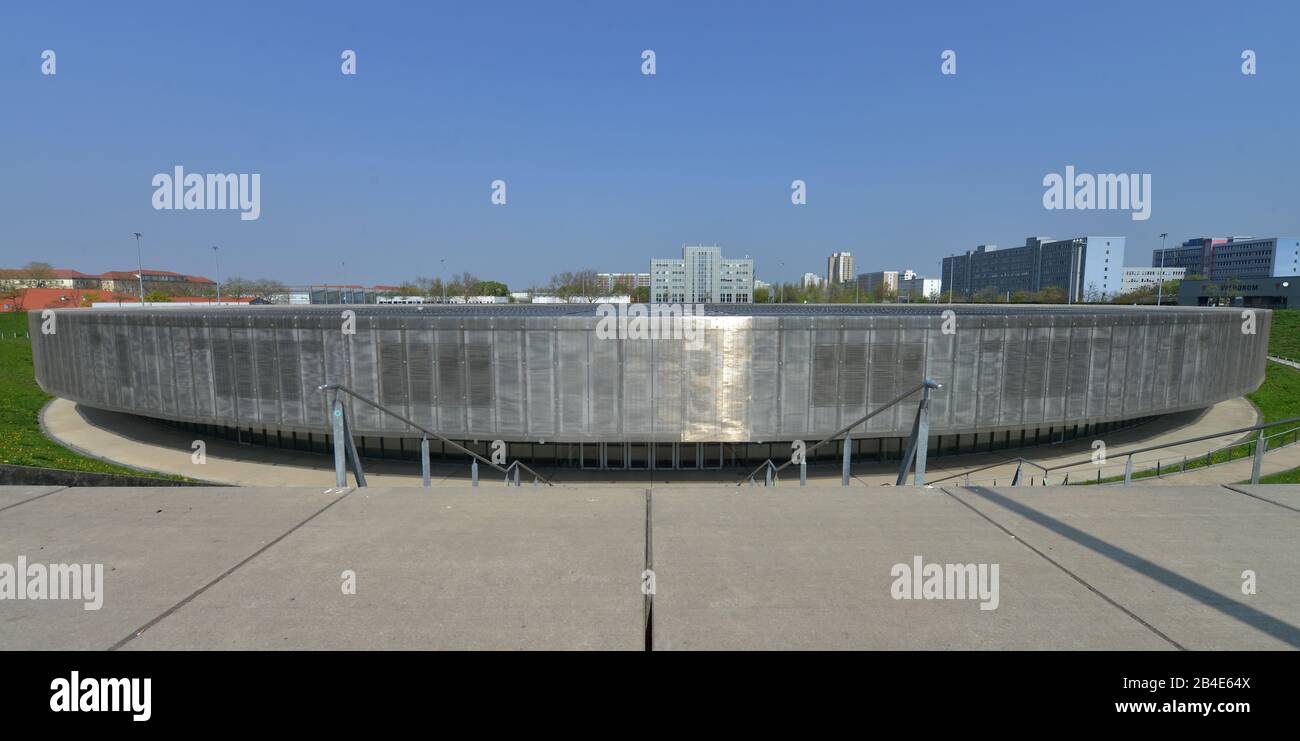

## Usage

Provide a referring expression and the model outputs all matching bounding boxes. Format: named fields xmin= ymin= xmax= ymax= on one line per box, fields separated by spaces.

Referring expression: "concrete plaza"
xmin=1 ymin=483 xmax=1296 ymax=650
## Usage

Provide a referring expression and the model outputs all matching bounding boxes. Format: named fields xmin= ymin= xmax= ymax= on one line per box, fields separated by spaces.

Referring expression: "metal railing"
xmin=318 ymin=383 xmax=553 ymax=488
xmin=927 ymin=457 xmax=1051 ymax=486
xmin=933 ymin=414 xmax=1300 ymax=488
xmin=738 ymin=379 xmax=942 ymax=487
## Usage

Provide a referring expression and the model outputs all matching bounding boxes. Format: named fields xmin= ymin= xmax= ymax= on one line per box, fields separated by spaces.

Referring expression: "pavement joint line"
xmin=106 ymin=486 xmax=357 ymax=651
xmin=939 ymin=486 xmax=1186 ymax=650
xmin=1221 ymin=484 xmax=1300 ymax=515
xmin=0 ymin=486 xmax=70 ymax=515
xmin=643 ymin=489 xmax=654 ymax=652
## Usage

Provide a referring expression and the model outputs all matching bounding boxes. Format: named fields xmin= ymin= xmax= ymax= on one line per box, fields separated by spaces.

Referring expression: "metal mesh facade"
xmin=29 ymin=305 xmax=1270 ymax=443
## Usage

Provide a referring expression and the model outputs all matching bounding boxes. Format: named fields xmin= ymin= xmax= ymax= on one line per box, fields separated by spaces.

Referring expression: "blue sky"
xmin=2 ymin=0 xmax=1297 ymax=288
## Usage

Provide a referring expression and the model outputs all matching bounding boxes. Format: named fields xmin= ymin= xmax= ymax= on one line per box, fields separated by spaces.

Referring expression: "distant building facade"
xmin=1178 ymin=276 xmax=1299 ymax=309
xmin=1152 ymin=237 xmax=1300 ymax=281
xmin=856 ymin=270 xmax=899 ymax=296
xmin=897 ymin=276 xmax=942 ymax=300
xmin=1 ymin=268 xmax=214 ymax=293
xmin=651 ymin=245 xmax=753 ymax=303
xmin=596 ymin=272 xmax=650 ymax=292
xmin=941 ymin=236 xmax=1124 ymax=302
xmin=1120 ymin=267 xmax=1186 ymax=293
xmin=827 ymin=252 xmax=854 ymax=285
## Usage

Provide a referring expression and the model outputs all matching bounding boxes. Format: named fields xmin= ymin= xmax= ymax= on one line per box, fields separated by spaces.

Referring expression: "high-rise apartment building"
xmin=827 ymin=252 xmax=854 ymax=285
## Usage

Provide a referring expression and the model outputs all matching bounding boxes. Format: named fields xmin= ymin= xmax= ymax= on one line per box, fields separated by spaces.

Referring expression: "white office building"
xmin=1120 ymin=267 xmax=1186 ymax=293
xmin=651 ymin=245 xmax=753 ymax=303
xmin=897 ymin=276 xmax=942 ymax=301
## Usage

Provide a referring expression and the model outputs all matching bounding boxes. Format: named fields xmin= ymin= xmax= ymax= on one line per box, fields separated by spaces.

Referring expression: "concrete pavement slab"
xmin=946 ymin=486 xmax=1300 ymax=649
xmin=1223 ymin=485 xmax=1300 ymax=512
xmin=123 ymin=488 xmax=646 ymax=650
xmin=649 ymin=487 xmax=1171 ymax=650
xmin=0 ymin=486 xmax=348 ymax=650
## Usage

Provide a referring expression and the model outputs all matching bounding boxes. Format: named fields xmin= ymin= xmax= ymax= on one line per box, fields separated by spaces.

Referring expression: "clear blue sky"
xmin=2 ymin=0 xmax=1297 ymax=288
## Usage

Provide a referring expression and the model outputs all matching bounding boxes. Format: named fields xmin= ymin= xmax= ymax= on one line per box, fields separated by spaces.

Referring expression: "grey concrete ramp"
xmin=0 ymin=486 xmax=346 ymax=650
xmin=1223 ymin=484 xmax=1300 ymax=512
xmin=0 ymin=485 xmax=66 ymax=511
xmin=123 ymin=488 xmax=645 ymax=650
xmin=649 ymin=488 xmax=1170 ymax=650
xmin=946 ymin=486 xmax=1300 ymax=650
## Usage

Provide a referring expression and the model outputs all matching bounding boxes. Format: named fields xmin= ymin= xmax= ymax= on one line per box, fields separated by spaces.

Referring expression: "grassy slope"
xmin=1257 ymin=310 xmax=1300 ymax=483
xmin=0 ymin=312 xmax=178 ymax=477
xmin=1268 ymin=309 xmax=1300 ymax=360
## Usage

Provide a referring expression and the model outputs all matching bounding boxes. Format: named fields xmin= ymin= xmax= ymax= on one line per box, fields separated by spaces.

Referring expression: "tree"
xmin=445 ymin=272 xmax=481 ymax=298
xmin=477 ymin=280 xmax=508 ymax=297
xmin=23 ymin=262 xmax=55 ymax=279
xmin=0 ymin=286 xmax=23 ymax=311
xmin=548 ymin=269 xmax=599 ymax=301
xmin=144 ymin=291 xmax=173 ymax=303
xmin=753 ymin=286 xmax=770 ymax=304
xmin=1035 ymin=286 xmax=1066 ymax=304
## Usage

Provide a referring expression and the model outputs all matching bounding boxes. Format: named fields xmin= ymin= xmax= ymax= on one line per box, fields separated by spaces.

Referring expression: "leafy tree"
xmin=477 ymin=280 xmax=509 ymax=297
xmin=1035 ymin=286 xmax=1067 ymax=304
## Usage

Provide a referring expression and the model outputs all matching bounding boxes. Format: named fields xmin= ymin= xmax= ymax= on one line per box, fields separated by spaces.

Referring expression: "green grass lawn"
xmin=0 ymin=312 xmax=179 ymax=477
xmin=1268 ymin=309 xmax=1300 ymax=359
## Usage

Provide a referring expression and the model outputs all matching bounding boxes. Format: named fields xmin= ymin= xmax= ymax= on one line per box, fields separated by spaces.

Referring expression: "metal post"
xmin=471 ymin=459 xmax=479 ymax=487
xmin=841 ymin=437 xmax=851 ymax=486
xmin=514 ymin=464 xmax=521 ymax=487
xmin=1123 ymin=455 xmax=1132 ymax=486
xmin=330 ymin=394 xmax=347 ymax=488
xmin=339 ymin=406 xmax=367 ymax=487
xmin=765 ymin=463 xmax=772 ymax=487
xmin=420 ymin=434 xmax=431 ymax=488
xmin=896 ymin=380 xmax=936 ymax=485
xmin=913 ymin=385 xmax=932 ymax=485
xmin=800 ymin=458 xmax=807 ymax=486
xmin=1251 ymin=428 xmax=1266 ymax=484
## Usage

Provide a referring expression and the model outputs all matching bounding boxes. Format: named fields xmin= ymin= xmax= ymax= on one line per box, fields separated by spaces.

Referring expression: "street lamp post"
xmin=440 ymin=258 xmax=446 ymax=303
xmin=131 ymin=233 xmax=144 ymax=305
xmin=779 ymin=262 xmax=785 ymax=304
xmin=212 ymin=245 xmax=221 ymax=303
xmin=1156 ymin=232 xmax=1169 ymax=306
xmin=947 ymin=256 xmax=954 ymax=304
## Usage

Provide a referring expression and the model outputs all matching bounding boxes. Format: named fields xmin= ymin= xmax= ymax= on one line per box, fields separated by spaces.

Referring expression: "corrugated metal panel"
xmin=26 ymin=305 xmax=1272 ymax=444
xmin=525 ymin=330 xmax=555 ymax=436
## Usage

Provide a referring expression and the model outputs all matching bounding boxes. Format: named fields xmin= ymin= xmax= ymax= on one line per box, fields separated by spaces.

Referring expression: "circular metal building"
xmin=29 ymin=304 xmax=1271 ymax=469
